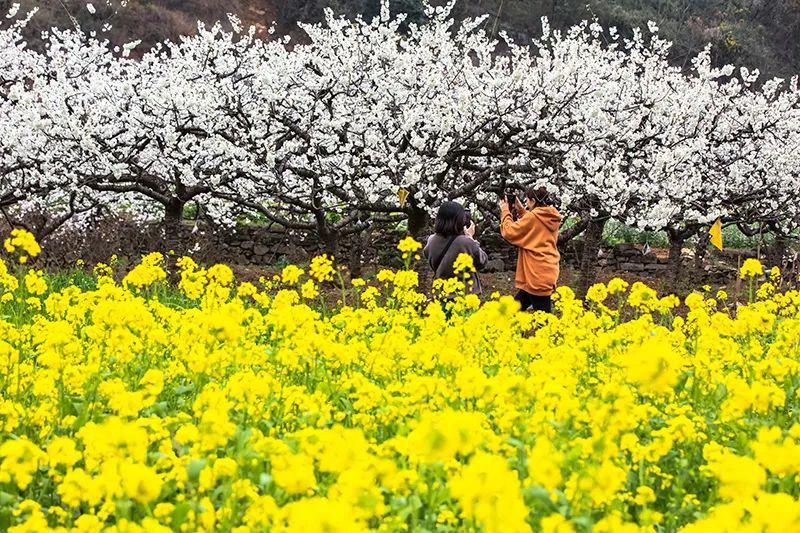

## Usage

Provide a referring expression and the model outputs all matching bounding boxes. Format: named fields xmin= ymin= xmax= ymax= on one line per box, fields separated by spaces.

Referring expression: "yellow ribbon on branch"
xmin=709 ymin=218 xmax=723 ymax=251
xmin=397 ymin=188 xmax=410 ymax=208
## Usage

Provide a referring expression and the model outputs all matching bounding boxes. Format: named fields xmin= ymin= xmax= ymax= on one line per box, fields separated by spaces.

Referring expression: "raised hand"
xmin=465 ymin=220 xmax=476 ymax=238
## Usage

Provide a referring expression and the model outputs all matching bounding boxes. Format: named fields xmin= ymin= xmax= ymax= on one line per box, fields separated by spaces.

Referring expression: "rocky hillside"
xmin=3 ymin=0 xmax=800 ymax=79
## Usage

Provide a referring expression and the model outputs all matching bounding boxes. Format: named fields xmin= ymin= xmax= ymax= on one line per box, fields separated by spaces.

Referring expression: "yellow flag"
xmin=397 ymin=188 xmax=409 ymax=207
xmin=709 ymin=218 xmax=723 ymax=251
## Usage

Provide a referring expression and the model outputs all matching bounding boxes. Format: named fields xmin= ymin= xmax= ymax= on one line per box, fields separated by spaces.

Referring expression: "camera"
xmin=463 ymin=209 xmax=472 ymax=227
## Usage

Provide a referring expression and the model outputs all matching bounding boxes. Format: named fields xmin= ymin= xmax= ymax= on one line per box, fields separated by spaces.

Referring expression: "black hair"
xmin=434 ymin=201 xmax=469 ymax=237
xmin=525 ymin=186 xmax=552 ymax=207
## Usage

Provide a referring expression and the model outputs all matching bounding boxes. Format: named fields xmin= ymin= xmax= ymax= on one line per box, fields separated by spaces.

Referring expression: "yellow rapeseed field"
xmin=0 ymin=230 xmax=799 ymax=532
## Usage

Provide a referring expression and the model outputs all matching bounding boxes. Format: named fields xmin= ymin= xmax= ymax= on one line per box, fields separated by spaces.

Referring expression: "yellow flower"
xmin=627 ymin=281 xmax=659 ymax=310
xmin=401 ymin=410 xmax=487 ymax=463
xmin=432 ymin=276 xmax=465 ymax=296
xmin=94 ymin=262 xmax=113 ymax=278
xmin=0 ymin=230 xmax=799 ymax=531
xmin=139 ymin=369 xmax=164 ymax=399
xmin=750 ymin=427 xmax=800 ymax=477
xmin=207 ymin=264 xmax=234 ymax=286
xmin=3 ymin=229 xmax=41 ymax=263
xmin=309 ymin=255 xmax=335 ymax=282
xmin=281 ymin=264 xmax=304 ymax=285
xmin=449 ymin=452 xmax=529 ymax=533
xmin=616 ymin=335 xmax=681 ymax=395
xmin=58 ymin=468 xmax=103 ymax=508
xmin=376 ymin=269 xmax=395 ymax=283
xmin=397 ymin=236 xmax=422 ymax=258
xmin=527 ymin=437 xmax=564 ymax=491
xmin=607 ymin=277 xmax=629 ymax=294
xmin=541 ymin=513 xmax=574 ymax=533
xmin=740 ymin=258 xmax=764 ymax=279
xmin=685 ymin=292 xmax=705 ymax=310
xmin=122 ymin=252 xmax=167 ymax=288
xmin=586 ymin=283 xmax=608 ymax=303
xmin=119 ymin=461 xmax=163 ymax=503
xmin=154 ymin=502 xmax=175 ymax=520
xmin=634 ymin=486 xmax=656 ymax=505
xmin=238 ymin=282 xmax=257 ymax=298
xmin=0 ymin=438 xmax=44 ymax=489
xmin=360 ymin=286 xmax=380 ymax=305
xmin=279 ymin=497 xmax=365 ymax=532
xmin=47 ymin=436 xmax=82 ymax=468
xmin=453 ymin=253 xmax=475 ymax=276
xmin=704 ymin=446 xmax=766 ymax=500
xmin=24 ymin=270 xmax=47 ymax=296
xmin=301 ymin=279 xmax=319 ymax=299
xmin=271 ymin=453 xmax=316 ymax=495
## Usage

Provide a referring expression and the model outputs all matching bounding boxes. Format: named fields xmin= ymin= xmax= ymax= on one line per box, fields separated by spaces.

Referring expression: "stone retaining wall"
xmin=1 ymin=218 xmax=783 ymax=284
xmin=596 ymin=243 xmax=674 ymax=274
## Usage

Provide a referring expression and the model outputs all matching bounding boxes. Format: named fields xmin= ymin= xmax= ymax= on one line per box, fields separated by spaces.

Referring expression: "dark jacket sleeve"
xmin=422 ymin=235 xmax=433 ymax=268
xmin=471 ymin=239 xmax=489 ymax=270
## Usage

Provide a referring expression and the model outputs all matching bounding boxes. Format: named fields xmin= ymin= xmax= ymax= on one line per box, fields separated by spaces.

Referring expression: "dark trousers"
xmin=515 ymin=290 xmax=552 ymax=313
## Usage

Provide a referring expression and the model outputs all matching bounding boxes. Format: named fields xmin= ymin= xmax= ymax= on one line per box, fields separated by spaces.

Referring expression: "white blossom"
xmin=6 ymin=3 xmax=20 ymax=19
xmin=0 ymin=1 xmax=798 ymax=245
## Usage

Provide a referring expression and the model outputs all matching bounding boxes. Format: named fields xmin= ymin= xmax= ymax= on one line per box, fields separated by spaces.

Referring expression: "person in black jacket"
xmin=423 ymin=201 xmax=488 ymax=294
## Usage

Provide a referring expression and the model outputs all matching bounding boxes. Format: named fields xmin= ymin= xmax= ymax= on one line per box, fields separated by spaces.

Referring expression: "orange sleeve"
xmin=500 ymin=208 xmax=533 ymax=246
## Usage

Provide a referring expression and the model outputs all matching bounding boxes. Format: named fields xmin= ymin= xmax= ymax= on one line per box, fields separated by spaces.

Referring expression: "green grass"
xmin=35 ymin=269 xmax=195 ymax=309
xmin=44 ymin=268 xmax=99 ymax=292
xmin=602 ymin=221 xmax=774 ymax=249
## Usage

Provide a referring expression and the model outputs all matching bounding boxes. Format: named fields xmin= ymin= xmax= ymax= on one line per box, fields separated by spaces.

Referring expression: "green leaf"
xmin=174 ymin=384 xmax=195 ymax=395
xmin=171 ymin=502 xmax=192 ymax=528
xmin=187 ymin=458 xmax=206 ymax=482
xmin=0 ymin=491 xmax=16 ymax=506
xmin=572 ymin=515 xmax=593 ymax=528
xmin=258 ymin=472 xmax=273 ymax=488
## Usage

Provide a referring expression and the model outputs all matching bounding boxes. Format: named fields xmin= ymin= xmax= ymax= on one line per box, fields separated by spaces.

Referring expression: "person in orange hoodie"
xmin=499 ymin=187 xmax=561 ymax=313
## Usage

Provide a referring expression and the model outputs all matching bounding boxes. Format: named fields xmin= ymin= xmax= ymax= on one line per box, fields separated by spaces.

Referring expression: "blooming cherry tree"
xmin=0 ymin=1 xmax=798 ymax=272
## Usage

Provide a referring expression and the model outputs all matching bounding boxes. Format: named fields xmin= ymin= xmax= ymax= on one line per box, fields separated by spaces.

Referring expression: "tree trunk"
xmin=348 ymin=226 xmax=372 ymax=278
xmin=322 ymin=229 xmax=338 ymax=257
xmin=317 ymin=222 xmax=338 ymax=257
xmin=766 ymin=234 xmax=789 ymax=280
xmin=311 ymin=207 xmax=339 ymax=258
xmin=577 ymin=217 xmax=607 ymax=299
xmin=162 ymin=199 xmax=184 ymax=254
xmin=694 ymin=230 xmax=710 ymax=270
xmin=667 ymin=229 xmax=685 ymax=284
xmin=407 ymin=205 xmax=429 ymax=238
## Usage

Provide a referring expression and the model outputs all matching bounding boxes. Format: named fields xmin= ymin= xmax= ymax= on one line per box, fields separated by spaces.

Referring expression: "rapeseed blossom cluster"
xmin=0 ymin=232 xmax=799 ymax=531
xmin=397 ymin=237 xmax=422 ymax=261
xmin=740 ymin=258 xmax=765 ymax=279
xmin=3 ymin=228 xmax=41 ymax=264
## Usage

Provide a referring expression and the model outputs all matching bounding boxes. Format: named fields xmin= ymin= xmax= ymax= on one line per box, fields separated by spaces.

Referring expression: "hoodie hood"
xmin=531 ymin=206 xmax=561 ymax=232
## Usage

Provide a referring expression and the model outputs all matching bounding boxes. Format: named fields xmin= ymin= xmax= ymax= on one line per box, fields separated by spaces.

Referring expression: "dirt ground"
xmin=227 ymin=250 xmax=754 ymax=302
